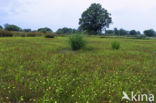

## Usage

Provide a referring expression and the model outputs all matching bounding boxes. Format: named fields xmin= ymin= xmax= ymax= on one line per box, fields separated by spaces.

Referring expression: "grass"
xmin=111 ymin=41 xmax=120 ymax=50
xmin=0 ymin=36 xmax=155 ymax=103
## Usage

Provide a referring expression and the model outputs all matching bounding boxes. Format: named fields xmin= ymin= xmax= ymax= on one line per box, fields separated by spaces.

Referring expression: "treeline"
xmin=0 ymin=24 xmax=77 ymax=34
xmin=0 ymin=24 xmax=156 ymax=37
xmin=0 ymin=24 xmax=78 ymax=37
xmin=105 ymin=28 xmax=156 ymax=37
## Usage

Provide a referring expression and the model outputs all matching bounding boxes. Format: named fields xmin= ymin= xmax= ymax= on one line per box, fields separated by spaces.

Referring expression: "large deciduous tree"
xmin=79 ymin=3 xmax=112 ymax=34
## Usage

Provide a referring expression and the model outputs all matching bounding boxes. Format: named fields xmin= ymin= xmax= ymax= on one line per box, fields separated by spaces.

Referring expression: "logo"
xmin=122 ymin=91 xmax=154 ymax=102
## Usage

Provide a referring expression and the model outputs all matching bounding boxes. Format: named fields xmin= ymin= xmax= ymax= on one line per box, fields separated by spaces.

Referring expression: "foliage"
xmin=23 ymin=29 xmax=32 ymax=32
xmin=105 ymin=30 xmax=114 ymax=35
xmin=129 ymin=30 xmax=137 ymax=35
xmin=38 ymin=27 xmax=53 ymax=33
xmin=79 ymin=3 xmax=112 ymax=34
xmin=0 ymin=25 xmax=3 ymax=30
xmin=105 ymin=28 xmax=141 ymax=36
xmin=118 ymin=29 xmax=129 ymax=36
xmin=27 ymin=32 xmax=44 ymax=37
xmin=4 ymin=24 xmax=21 ymax=31
xmin=56 ymin=27 xmax=77 ymax=34
xmin=144 ymin=29 xmax=156 ymax=37
xmin=44 ymin=33 xmax=56 ymax=38
xmin=135 ymin=35 xmax=147 ymax=39
xmin=0 ymin=30 xmax=13 ymax=37
xmin=68 ymin=34 xmax=86 ymax=50
xmin=111 ymin=41 xmax=120 ymax=50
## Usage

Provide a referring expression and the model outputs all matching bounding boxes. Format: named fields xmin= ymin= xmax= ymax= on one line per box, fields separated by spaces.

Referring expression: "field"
xmin=0 ymin=36 xmax=155 ymax=103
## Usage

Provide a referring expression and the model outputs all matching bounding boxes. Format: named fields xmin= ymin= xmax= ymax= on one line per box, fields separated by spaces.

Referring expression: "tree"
xmin=56 ymin=27 xmax=76 ymax=34
xmin=79 ymin=3 xmax=112 ymax=34
xmin=114 ymin=28 xmax=119 ymax=35
xmin=38 ymin=27 xmax=52 ymax=33
xmin=0 ymin=25 xmax=3 ymax=30
xmin=144 ymin=29 xmax=156 ymax=37
xmin=23 ymin=29 xmax=31 ymax=32
xmin=4 ymin=24 xmax=21 ymax=31
xmin=129 ymin=30 xmax=137 ymax=35
xmin=105 ymin=30 xmax=114 ymax=35
xmin=119 ymin=29 xmax=129 ymax=35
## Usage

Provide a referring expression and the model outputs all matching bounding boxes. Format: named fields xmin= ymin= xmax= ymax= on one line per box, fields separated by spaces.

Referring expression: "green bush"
xmin=135 ymin=35 xmax=147 ymax=39
xmin=0 ymin=30 xmax=13 ymax=37
xmin=44 ymin=33 xmax=56 ymax=38
xmin=27 ymin=32 xmax=43 ymax=37
xmin=111 ymin=41 xmax=120 ymax=50
xmin=68 ymin=34 xmax=86 ymax=50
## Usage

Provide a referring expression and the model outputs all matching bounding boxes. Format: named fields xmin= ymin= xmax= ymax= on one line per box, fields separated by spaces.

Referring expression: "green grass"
xmin=0 ymin=36 xmax=155 ymax=103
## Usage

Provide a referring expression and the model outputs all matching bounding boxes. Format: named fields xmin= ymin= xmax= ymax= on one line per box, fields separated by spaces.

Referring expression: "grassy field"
xmin=0 ymin=36 xmax=155 ymax=103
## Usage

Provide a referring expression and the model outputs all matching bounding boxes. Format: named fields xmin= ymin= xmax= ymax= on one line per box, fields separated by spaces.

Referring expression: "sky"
xmin=0 ymin=0 xmax=156 ymax=32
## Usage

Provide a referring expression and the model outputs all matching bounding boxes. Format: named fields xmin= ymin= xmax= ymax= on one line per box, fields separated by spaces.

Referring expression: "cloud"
xmin=0 ymin=0 xmax=156 ymax=31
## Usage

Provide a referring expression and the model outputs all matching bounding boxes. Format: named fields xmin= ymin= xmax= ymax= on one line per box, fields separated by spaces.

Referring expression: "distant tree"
xmin=79 ymin=3 xmax=112 ymax=34
xmin=144 ymin=29 xmax=156 ymax=37
xmin=56 ymin=27 xmax=77 ymax=34
xmin=119 ymin=29 xmax=129 ymax=35
xmin=114 ymin=28 xmax=119 ymax=35
xmin=129 ymin=30 xmax=137 ymax=35
xmin=136 ymin=31 xmax=141 ymax=35
xmin=105 ymin=30 xmax=114 ymax=34
xmin=23 ymin=29 xmax=31 ymax=32
xmin=38 ymin=27 xmax=53 ymax=33
xmin=4 ymin=24 xmax=21 ymax=31
xmin=0 ymin=25 xmax=3 ymax=30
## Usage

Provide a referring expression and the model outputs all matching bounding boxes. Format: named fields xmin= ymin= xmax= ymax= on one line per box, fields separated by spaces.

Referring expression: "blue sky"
xmin=0 ymin=0 xmax=156 ymax=32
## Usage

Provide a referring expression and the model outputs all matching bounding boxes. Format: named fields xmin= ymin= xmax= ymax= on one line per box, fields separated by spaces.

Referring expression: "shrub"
xmin=68 ymin=34 xmax=86 ymax=50
xmin=0 ymin=30 xmax=13 ymax=37
xmin=135 ymin=35 xmax=147 ymax=39
xmin=27 ymin=32 xmax=43 ymax=37
xmin=44 ymin=33 xmax=55 ymax=38
xmin=111 ymin=41 xmax=120 ymax=50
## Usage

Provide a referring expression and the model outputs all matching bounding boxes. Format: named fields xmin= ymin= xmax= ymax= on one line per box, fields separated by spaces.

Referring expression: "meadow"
xmin=0 ymin=36 xmax=155 ymax=103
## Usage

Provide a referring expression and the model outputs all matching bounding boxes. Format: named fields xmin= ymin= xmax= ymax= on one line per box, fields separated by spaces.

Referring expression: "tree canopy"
xmin=79 ymin=3 xmax=112 ymax=35
xmin=38 ymin=27 xmax=53 ymax=33
xmin=0 ymin=25 xmax=3 ymax=30
xmin=56 ymin=27 xmax=76 ymax=34
xmin=144 ymin=29 xmax=156 ymax=37
xmin=4 ymin=24 xmax=21 ymax=31
xmin=23 ymin=29 xmax=32 ymax=32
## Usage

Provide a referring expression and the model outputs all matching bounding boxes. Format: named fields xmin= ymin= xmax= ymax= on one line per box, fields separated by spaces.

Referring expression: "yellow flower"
xmin=20 ymin=96 xmax=24 ymax=101
xmin=33 ymin=99 xmax=36 ymax=102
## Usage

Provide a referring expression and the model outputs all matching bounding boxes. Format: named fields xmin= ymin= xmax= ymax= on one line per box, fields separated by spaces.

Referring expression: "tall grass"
xmin=68 ymin=34 xmax=86 ymax=50
xmin=111 ymin=41 xmax=120 ymax=50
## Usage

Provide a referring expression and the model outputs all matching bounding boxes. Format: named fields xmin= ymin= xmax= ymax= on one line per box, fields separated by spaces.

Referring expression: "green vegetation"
xmin=144 ymin=29 xmax=156 ymax=37
xmin=111 ymin=41 xmax=120 ymax=50
xmin=0 ymin=25 xmax=3 ymax=30
xmin=4 ymin=24 xmax=21 ymax=31
xmin=79 ymin=3 xmax=112 ymax=34
xmin=0 ymin=36 xmax=155 ymax=103
xmin=68 ymin=34 xmax=86 ymax=50
xmin=56 ymin=27 xmax=77 ymax=34
xmin=38 ymin=27 xmax=53 ymax=33
xmin=0 ymin=3 xmax=156 ymax=103
xmin=0 ymin=30 xmax=56 ymax=37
